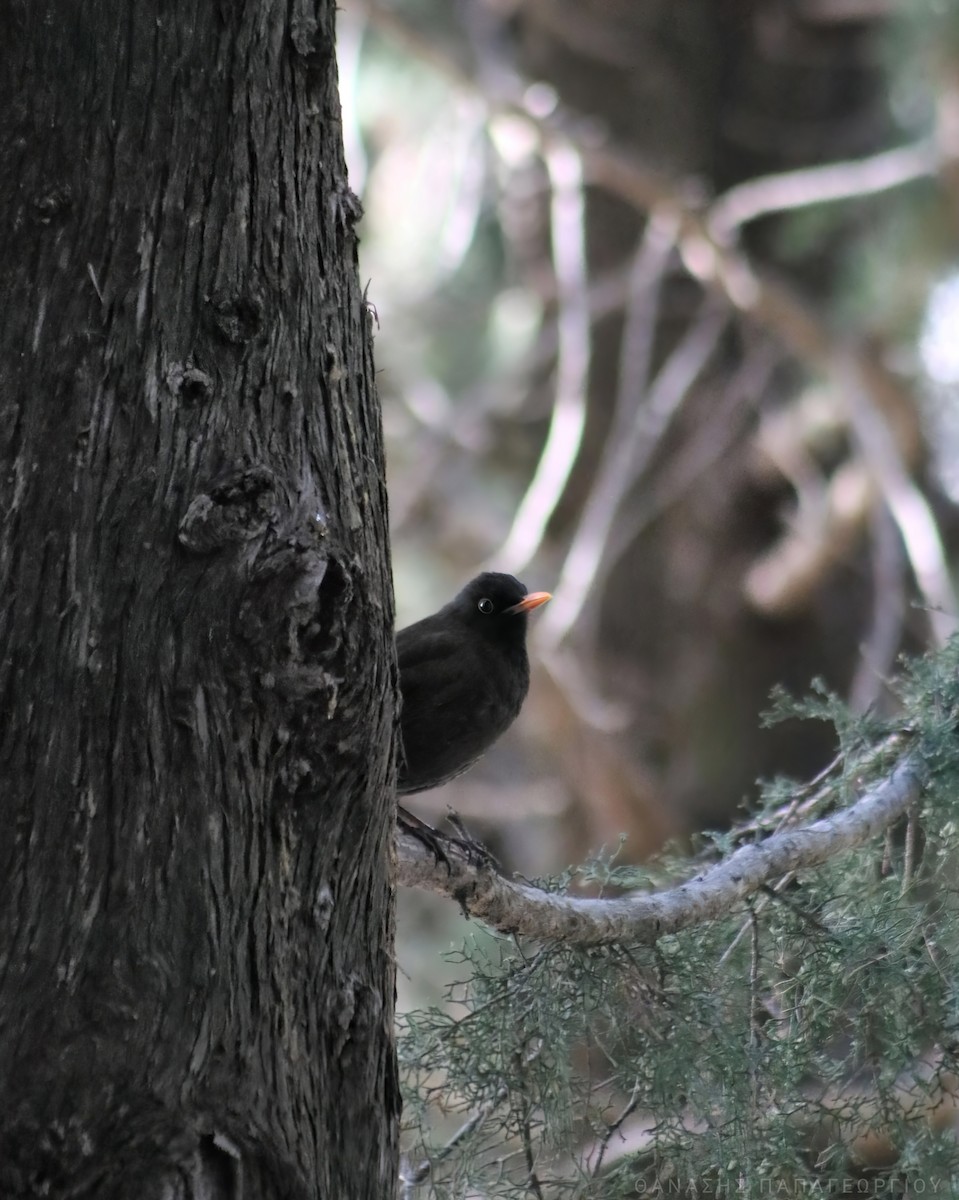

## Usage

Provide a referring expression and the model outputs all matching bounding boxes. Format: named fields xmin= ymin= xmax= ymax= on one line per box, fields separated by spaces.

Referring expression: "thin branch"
xmin=716 ymin=740 xmax=862 ymax=964
xmin=513 ymin=1046 xmax=544 ymax=1195
xmin=497 ymin=137 xmax=590 ymax=574
xmin=589 ymin=1081 xmax=642 ymax=1179
xmin=901 ymin=806 xmax=919 ymax=899
xmin=718 ymin=872 xmax=795 ymax=968
xmin=837 ymin=350 xmax=958 ymax=645
xmin=848 ymin=502 xmax=906 ymax=715
xmin=758 ymin=882 xmax=837 ymax=939
xmin=603 ymin=337 xmax=779 ymax=583
xmin=708 ymin=139 xmax=939 ymax=241
xmin=580 ymin=138 xmax=902 ymax=379
xmin=615 ymin=215 xmax=679 ymax=429
xmin=395 ymin=756 xmax=925 ymax=945
xmin=541 ymin=291 xmax=726 ymax=647
xmin=400 ymin=1086 xmax=510 ymax=1195
xmin=882 ymin=827 xmax=894 ymax=879
xmin=748 ymin=907 xmax=761 ymax=1119
xmin=743 ymin=456 xmax=874 ymax=618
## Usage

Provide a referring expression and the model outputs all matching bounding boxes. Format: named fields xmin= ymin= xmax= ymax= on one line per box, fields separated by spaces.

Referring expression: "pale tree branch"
xmin=837 ymin=350 xmax=958 ymax=646
xmin=848 ymin=502 xmax=907 ymax=715
xmin=603 ymin=338 xmax=780 ymax=588
xmin=708 ymin=139 xmax=939 ymax=241
xmin=395 ymin=756 xmax=925 ymax=945
xmin=399 ymin=1086 xmax=509 ymax=1198
xmin=497 ymin=137 xmax=590 ymax=575
xmin=587 ymin=1081 xmax=642 ymax=1180
xmin=540 ymin=286 xmax=726 ymax=648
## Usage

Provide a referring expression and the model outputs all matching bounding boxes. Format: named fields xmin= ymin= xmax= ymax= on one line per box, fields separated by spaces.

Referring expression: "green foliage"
xmin=399 ymin=638 xmax=959 ymax=1196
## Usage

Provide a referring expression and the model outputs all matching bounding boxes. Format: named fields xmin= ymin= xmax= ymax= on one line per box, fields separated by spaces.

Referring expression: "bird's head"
xmin=449 ymin=572 xmax=552 ymax=638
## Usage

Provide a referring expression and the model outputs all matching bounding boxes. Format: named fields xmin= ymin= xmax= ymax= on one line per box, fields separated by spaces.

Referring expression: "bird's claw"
xmin=397 ymin=806 xmax=455 ymax=873
xmin=445 ymin=809 xmax=500 ymax=872
xmin=397 ymin=806 xmax=500 ymax=876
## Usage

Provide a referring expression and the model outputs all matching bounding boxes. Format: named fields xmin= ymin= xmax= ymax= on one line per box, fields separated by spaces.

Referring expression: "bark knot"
xmin=178 ymin=465 xmax=279 ymax=554
xmin=166 ymin=362 xmax=213 ymax=404
xmin=238 ymin=538 xmax=345 ymax=703
xmin=33 ymin=185 xmax=73 ymax=225
xmin=290 ymin=1 xmax=332 ymax=63
xmin=206 ymin=288 xmax=265 ymax=344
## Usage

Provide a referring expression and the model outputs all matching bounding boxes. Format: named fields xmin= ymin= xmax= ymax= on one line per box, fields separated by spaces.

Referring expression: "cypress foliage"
xmin=399 ymin=639 xmax=959 ymax=1197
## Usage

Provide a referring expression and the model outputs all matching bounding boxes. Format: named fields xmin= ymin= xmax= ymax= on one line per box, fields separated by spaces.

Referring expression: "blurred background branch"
xmin=343 ymin=0 xmax=959 ymax=871
xmin=346 ymin=6 xmax=959 ymax=1190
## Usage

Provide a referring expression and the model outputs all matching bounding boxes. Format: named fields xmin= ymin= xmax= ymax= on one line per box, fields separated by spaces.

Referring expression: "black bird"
xmin=396 ymin=572 xmax=551 ymax=795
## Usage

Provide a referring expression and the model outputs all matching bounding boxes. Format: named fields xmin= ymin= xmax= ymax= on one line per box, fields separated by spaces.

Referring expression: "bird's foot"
xmin=445 ymin=808 xmax=500 ymax=872
xmin=396 ymin=806 xmax=500 ymax=875
xmin=397 ymin=805 xmax=455 ymax=872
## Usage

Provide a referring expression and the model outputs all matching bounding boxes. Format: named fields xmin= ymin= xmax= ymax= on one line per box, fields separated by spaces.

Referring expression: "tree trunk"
xmin=0 ymin=3 xmax=398 ymax=1197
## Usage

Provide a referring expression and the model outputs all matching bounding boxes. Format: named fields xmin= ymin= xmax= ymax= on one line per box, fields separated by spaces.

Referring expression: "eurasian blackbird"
xmin=396 ymin=572 xmax=551 ymax=794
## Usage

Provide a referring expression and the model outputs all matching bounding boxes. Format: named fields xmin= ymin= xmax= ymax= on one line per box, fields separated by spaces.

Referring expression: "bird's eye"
xmin=477 ymin=597 xmax=494 ymax=614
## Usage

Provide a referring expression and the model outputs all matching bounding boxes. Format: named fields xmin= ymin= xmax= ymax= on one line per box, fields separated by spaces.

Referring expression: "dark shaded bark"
xmin=0 ymin=3 xmax=398 ymax=1198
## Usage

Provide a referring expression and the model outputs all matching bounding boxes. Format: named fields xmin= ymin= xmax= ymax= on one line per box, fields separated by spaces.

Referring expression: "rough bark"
xmin=0 ymin=3 xmax=398 ymax=1198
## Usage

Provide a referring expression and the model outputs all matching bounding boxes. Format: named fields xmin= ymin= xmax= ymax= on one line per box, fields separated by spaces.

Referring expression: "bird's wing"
xmin=395 ymin=625 xmax=471 ymax=791
xmin=395 ymin=623 xmax=462 ymax=696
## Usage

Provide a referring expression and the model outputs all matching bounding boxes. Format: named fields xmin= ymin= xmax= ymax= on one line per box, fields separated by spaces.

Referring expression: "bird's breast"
xmin=396 ymin=636 xmax=530 ymax=794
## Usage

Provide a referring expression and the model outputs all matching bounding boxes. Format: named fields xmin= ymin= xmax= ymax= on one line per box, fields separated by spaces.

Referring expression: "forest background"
xmin=346 ymin=3 xmax=959 ymax=1193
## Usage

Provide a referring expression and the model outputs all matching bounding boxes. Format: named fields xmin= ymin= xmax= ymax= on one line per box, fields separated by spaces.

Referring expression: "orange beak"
xmin=506 ymin=591 xmax=552 ymax=615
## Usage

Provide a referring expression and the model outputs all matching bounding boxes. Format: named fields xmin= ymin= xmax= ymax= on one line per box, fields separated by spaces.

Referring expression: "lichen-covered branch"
xmin=395 ymin=756 xmax=925 ymax=945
